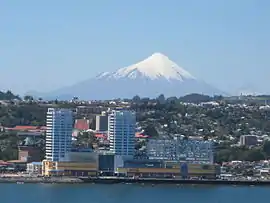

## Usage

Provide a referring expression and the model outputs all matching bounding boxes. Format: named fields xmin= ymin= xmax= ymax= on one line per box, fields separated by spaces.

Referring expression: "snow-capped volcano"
xmin=35 ymin=53 xmax=224 ymax=100
xmin=98 ymin=53 xmax=195 ymax=81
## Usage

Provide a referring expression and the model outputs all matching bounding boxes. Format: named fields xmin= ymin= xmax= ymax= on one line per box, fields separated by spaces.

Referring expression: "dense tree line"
xmin=215 ymin=141 xmax=270 ymax=163
xmin=0 ymin=104 xmax=47 ymax=127
xmin=0 ymin=132 xmax=45 ymax=161
xmin=0 ymin=132 xmax=20 ymax=160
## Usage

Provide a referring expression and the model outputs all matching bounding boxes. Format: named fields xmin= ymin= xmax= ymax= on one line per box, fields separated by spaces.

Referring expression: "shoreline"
xmin=0 ymin=176 xmax=83 ymax=184
xmin=79 ymin=177 xmax=270 ymax=186
xmin=1 ymin=176 xmax=270 ymax=186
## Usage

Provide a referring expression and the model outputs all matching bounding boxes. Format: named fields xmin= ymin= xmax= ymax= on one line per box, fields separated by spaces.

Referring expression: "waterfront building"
xmin=61 ymin=148 xmax=95 ymax=162
xmin=116 ymin=160 xmax=220 ymax=179
xmin=146 ymin=138 xmax=214 ymax=164
xmin=42 ymin=160 xmax=98 ymax=177
xmin=42 ymin=149 xmax=98 ymax=177
xmin=123 ymin=159 xmax=163 ymax=168
xmin=26 ymin=162 xmax=42 ymax=174
xmin=6 ymin=160 xmax=27 ymax=171
xmin=108 ymin=110 xmax=136 ymax=157
xmin=98 ymin=152 xmax=115 ymax=175
xmin=45 ymin=108 xmax=73 ymax=162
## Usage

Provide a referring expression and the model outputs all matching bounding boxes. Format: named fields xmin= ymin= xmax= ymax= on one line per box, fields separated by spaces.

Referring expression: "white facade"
xmin=27 ymin=162 xmax=42 ymax=174
xmin=108 ymin=110 xmax=136 ymax=157
xmin=45 ymin=108 xmax=73 ymax=161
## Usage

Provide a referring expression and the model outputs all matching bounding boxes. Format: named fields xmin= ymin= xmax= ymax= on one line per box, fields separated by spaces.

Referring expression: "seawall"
xmin=1 ymin=176 xmax=270 ymax=186
xmin=79 ymin=177 xmax=270 ymax=186
xmin=0 ymin=177 xmax=83 ymax=184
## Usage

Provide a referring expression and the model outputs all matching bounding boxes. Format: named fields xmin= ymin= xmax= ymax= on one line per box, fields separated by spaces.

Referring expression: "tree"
xmin=141 ymin=97 xmax=150 ymax=105
xmin=262 ymin=141 xmax=270 ymax=157
xmin=132 ymin=95 xmax=141 ymax=103
xmin=157 ymin=94 xmax=166 ymax=104
xmin=215 ymin=149 xmax=232 ymax=163
xmin=76 ymin=131 xmax=97 ymax=148
xmin=167 ymin=97 xmax=178 ymax=104
xmin=203 ymin=135 xmax=209 ymax=140
xmin=183 ymin=135 xmax=189 ymax=141
xmin=23 ymin=95 xmax=34 ymax=101
xmin=144 ymin=124 xmax=159 ymax=137
xmin=213 ymin=95 xmax=224 ymax=101
xmin=243 ymin=170 xmax=254 ymax=176
xmin=245 ymin=148 xmax=265 ymax=161
xmin=179 ymin=93 xmax=211 ymax=103
xmin=0 ymin=103 xmax=47 ymax=127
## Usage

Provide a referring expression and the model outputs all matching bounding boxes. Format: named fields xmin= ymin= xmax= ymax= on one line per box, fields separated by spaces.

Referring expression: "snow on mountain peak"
xmin=149 ymin=52 xmax=169 ymax=59
xmin=98 ymin=52 xmax=196 ymax=81
xmin=96 ymin=71 xmax=110 ymax=79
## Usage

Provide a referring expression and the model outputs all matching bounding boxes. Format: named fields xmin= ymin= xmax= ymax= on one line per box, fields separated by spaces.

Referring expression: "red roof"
xmin=0 ymin=161 xmax=9 ymax=166
xmin=135 ymin=132 xmax=149 ymax=138
xmin=74 ymin=119 xmax=89 ymax=131
xmin=28 ymin=130 xmax=44 ymax=133
xmin=95 ymin=133 xmax=107 ymax=139
xmin=13 ymin=126 xmax=39 ymax=131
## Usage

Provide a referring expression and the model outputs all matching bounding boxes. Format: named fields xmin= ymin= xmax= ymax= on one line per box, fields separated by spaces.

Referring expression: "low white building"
xmin=27 ymin=162 xmax=42 ymax=174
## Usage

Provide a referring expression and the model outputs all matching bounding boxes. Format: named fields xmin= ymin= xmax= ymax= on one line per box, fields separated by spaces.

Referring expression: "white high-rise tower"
xmin=108 ymin=110 xmax=136 ymax=157
xmin=45 ymin=108 xmax=73 ymax=161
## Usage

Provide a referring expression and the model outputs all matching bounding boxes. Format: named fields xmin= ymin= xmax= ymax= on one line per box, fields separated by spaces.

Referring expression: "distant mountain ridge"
xmin=30 ymin=53 xmax=225 ymax=100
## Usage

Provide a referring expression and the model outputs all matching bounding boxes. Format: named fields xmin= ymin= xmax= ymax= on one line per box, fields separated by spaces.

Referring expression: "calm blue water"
xmin=1 ymin=184 xmax=269 ymax=203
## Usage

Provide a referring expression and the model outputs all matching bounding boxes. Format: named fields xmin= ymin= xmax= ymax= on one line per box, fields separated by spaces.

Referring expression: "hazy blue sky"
xmin=1 ymin=0 xmax=269 ymax=95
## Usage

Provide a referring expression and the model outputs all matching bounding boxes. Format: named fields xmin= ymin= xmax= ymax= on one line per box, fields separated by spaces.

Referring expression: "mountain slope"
xmin=35 ymin=53 xmax=224 ymax=100
xmin=98 ymin=53 xmax=195 ymax=81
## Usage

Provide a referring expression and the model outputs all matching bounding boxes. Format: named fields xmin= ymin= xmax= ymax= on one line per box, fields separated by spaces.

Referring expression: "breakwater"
xmin=80 ymin=177 xmax=270 ymax=186
xmin=1 ymin=176 xmax=270 ymax=186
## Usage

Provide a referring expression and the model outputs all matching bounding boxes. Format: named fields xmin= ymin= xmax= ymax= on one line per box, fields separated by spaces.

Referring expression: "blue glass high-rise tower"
xmin=108 ymin=110 xmax=136 ymax=157
xmin=45 ymin=108 xmax=73 ymax=161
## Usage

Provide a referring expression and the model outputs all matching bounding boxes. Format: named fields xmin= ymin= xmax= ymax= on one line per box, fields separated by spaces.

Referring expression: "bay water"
xmin=1 ymin=183 xmax=268 ymax=203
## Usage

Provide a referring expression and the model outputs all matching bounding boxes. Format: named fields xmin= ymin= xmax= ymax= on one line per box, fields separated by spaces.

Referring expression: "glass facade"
xmin=45 ymin=108 xmax=73 ymax=162
xmin=98 ymin=154 xmax=115 ymax=172
xmin=146 ymin=138 xmax=214 ymax=164
xmin=108 ymin=110 xmax=136 ymax=156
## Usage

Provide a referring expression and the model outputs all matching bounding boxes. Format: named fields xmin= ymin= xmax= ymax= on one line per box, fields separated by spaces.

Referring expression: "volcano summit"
xmin=97 ymin=53 xmax=195 ymax=81
xmin=41 ymin=53 xmax=223 ymax=100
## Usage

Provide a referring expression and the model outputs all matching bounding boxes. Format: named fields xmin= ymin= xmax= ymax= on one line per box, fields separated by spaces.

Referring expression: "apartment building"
xmin=108 ymin=110 xmax=136 ymax=157
xmin=45 ymin=108 xmax=73 ymax=162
